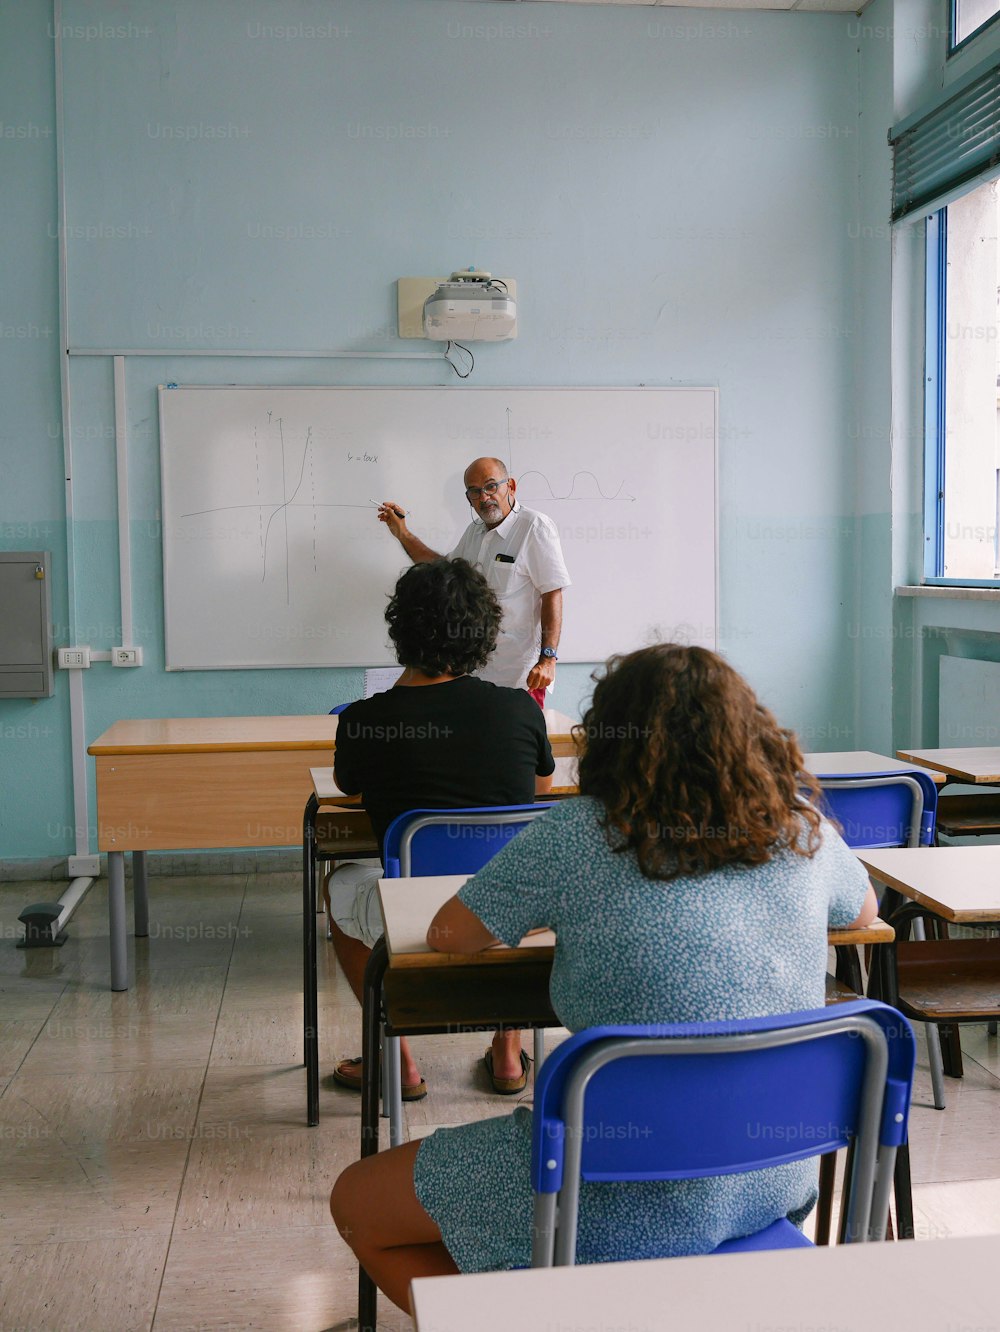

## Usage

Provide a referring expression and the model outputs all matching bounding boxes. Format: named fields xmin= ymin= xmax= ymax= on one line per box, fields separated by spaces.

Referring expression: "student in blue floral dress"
xmin=330 ymin=644 xmax=877 ymax=1312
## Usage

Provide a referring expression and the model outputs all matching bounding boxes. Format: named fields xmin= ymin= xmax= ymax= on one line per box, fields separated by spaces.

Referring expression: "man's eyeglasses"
xmin=465 ymin=480 xmax=508 ymax=500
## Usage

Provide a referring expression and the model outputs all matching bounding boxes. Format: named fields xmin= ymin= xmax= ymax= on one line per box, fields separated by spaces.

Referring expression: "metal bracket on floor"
xmin=17 ymin=872 xmax=98 ymax=948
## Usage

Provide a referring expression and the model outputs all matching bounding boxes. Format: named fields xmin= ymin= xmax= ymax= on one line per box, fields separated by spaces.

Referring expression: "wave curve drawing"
xmin=515 ymin=469 xmax=635 ymax=502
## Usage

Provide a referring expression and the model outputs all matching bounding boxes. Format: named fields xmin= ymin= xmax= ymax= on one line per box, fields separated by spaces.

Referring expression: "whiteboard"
xmin=159 ymin=386 xmax=717 ymax=670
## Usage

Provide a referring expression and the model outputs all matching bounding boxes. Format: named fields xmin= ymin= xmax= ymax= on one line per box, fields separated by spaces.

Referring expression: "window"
xmin=925 ymin=177 xmax=1000 ymax=582
xmin=891 ymin=48 xmax=1000 ymax=583
xmin=952 ymin=0 xmax=1000 ymax=51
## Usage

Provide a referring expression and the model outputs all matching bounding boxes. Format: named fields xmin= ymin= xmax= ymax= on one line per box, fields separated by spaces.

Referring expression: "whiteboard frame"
xmin=158 ymin=384 xmax=719 ymax=670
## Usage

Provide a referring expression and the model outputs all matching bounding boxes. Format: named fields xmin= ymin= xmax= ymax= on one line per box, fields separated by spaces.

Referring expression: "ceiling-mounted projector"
xmin=423 ymin=270 xmax=517 ymax=342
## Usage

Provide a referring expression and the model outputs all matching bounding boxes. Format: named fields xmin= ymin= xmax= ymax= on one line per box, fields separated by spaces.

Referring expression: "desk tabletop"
xmin=378 ymin=875 xmax=555 ymax=968
xmin=311 ymin=755 xmax=579 ymax=805
xmin=804 ymin=749 xmax=947 ymax=784
xmin=92 ymin=707 xmax=576 ymax=758
xmin=378 ymin=873 xmax=890 ymax=963
xmin=896 ymin=746 xmax=1000 ymax=783
xmin=410 ymin=1233 xmax=1000 ymax=1332
xmin=859 ymin=845 xmax=1000 ymax=921
xmin=89 ymin=714 xmax=339 ymax=755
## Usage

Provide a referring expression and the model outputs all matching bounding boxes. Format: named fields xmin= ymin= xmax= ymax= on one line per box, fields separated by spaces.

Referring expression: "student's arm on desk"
xmin=843 ymin=882 xmax=879 ymax=931
xmin=535 ymin=771 xmax=553 ymax=796
xmin=427 ymin=896 xmax=500 ymax=954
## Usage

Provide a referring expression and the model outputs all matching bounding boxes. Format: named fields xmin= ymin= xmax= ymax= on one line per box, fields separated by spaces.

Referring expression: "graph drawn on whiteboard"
xmin=178 ymin=414 xmax=383 ymax=600
xmin=159 ymin=386 xmax=717 ymax=670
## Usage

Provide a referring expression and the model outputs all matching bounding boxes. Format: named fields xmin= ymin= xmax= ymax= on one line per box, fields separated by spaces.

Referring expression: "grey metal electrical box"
xmin=0 ymin=552 xmax=54 ymax=698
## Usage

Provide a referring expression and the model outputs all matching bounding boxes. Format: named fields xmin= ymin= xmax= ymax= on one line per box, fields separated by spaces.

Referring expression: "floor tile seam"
xmin=953 ymin=1052 xmax=1000 ymax=1086
xmin=148 ymin=873 xmax=252 ymax=1329
xmin=0 ymin=1226 xmax=177 ymax=1251
xmin=166 ymin=1223 xmax=346 ymax=1238
xmin=909 ymin=1170 xmax=1000 ymax=1186
xmin=2 ymin=982 xmax=75 ymax=1086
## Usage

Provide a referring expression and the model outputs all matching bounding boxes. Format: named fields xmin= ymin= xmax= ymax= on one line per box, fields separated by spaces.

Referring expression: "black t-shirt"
xmin=333 ymin=676 xmax=555 ymax=850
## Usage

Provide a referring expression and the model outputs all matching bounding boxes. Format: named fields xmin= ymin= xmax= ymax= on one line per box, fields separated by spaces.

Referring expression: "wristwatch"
xmin=539 ymin=647 xmax=558 ymax=660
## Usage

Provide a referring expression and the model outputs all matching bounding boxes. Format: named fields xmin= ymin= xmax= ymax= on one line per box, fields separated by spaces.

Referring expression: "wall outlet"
xmin=112 ymin=646 xmax=143 ymax=667
xmin=68 ymin=854 xmax=101 ymax=877
xmin=57 ymin=647 xmax=91 ymax=668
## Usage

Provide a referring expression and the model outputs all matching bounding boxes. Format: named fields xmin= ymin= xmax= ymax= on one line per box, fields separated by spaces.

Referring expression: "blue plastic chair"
xmin=817 ymin=770 xmax=945 ymax=1110
xmin=378 ymin=802 xmax=555 ymax=1144
xmin=382 ymin=802 xmax=553 ymax=878
xmin=530 ymin=999 xmax=915 ymax=1267
xmin=817 ymin=771 xmax=938 ymax=850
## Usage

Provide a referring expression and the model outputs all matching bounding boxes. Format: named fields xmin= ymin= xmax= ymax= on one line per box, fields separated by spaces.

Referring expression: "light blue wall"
xmin=0 ymin=0 xmax=71 ymax=863
xmin=2 ymin=0 xmax=889 ymax=862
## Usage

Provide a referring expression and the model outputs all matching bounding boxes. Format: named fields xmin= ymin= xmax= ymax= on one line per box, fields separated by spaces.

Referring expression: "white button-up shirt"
xmin=450 ymin=500 xmax=571 ymax=688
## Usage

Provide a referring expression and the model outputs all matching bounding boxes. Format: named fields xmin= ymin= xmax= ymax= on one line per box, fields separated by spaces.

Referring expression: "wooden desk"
xmin=89 ymin=711 xmax=577 ymax=995
xmin=356 ymin=874 xmax=563 ymax=1331
xmin=804 ymin=749 xmax=946 ymax=784
xmin=859 ymin=844 xmax=1000 ymax=923
xmin=896 ymin=746 xmax=1000 ymax=784
xmin=89 ymin=715 xmax=338 ymax=990
xmin=355 ymin=874 xmax=894 ymax=1332
xmin=410 ymin=1233 xmax=1000 ymax=1332
xmin=895 ymin=749 xmax=1000 ymax=838
xmin=302 ymin=767 xmax=568 ymax=1127
xmin=860 ymin=846 xmax=1000 ymax=1086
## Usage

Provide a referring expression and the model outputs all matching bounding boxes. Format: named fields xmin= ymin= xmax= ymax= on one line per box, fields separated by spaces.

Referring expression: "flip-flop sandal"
xmin=484 ymin=1048 xmax=530 ymax=1095
xmin=332 ymin=1056 xmax=428 ymax=1102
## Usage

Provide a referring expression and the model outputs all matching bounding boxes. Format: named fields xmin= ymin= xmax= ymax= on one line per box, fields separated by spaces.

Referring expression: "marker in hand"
xmin=371 ymin=498 xmax=409 ymax=518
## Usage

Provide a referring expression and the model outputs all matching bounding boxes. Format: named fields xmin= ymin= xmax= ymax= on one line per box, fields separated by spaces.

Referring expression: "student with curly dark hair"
xmin=331 ymin=644 xmax=877 ymax=1310
xmin=384 ymin=555 xmax=502 ymax=678
xmin=328 ymin=559 xmax=555 ymax=1101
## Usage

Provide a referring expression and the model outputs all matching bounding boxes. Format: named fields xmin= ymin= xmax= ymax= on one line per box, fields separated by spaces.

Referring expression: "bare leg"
xmin=329 ymin=920 xmax=423 ymax=1088
xmin=331 ymin=1140 xmax=459 ymax=1312
xmin=490 ymin=1028 xmax=524 ymax=1080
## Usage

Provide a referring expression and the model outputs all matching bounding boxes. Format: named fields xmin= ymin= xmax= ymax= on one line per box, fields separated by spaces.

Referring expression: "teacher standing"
xmin=378 ymin=457 xmax=570 ymax=704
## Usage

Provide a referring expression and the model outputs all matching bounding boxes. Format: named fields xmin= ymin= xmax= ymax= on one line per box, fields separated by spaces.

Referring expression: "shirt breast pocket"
xmin=489 ymin=557 xmax=526 ymax=596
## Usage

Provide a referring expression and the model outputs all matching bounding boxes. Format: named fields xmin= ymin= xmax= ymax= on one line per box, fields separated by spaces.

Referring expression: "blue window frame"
xmin=924 ymin=211 xmax=947 ymax=581
xmin=950 ymin=0 xmax=1000 ymax=53
xmin=923 ymin=188 xmax=1000 ymax=587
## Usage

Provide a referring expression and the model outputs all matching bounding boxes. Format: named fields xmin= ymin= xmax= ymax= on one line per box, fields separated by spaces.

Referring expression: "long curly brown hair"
xmin=575 ymin=644 xmax=822 ymax=880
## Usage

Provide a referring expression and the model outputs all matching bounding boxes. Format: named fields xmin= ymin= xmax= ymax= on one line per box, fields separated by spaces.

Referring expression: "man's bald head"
xmin=463 ymin=457 xmax=508 ymax=486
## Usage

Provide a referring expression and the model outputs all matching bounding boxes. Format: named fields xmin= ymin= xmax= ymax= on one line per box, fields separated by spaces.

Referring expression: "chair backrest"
xmin=329 ymin=702 xmax=352 ymax=715
xmin=530 ymin=998 xmax=915 ymax=1266
xmin=818 ymin=772 xmax=938 ymax=848
xmin=382 ymin=803 xmax=554 ymax=878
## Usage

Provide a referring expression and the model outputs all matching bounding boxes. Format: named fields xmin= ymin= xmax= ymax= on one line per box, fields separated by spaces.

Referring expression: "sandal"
xmin=332 ymin=1056 xmax=428 ymax=1102
xmin=484 ymin=1048 xmax=530 ymax=1095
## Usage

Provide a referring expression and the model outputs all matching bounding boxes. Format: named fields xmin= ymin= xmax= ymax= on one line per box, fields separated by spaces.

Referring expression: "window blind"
xmin=890 ymin=50 xmax=1000 ymax=221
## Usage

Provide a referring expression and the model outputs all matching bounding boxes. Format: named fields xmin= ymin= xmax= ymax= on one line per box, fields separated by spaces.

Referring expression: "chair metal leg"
xmin=533 ymin=1026 xmax=545 ymax=1074
xmin=940 ymin=1023 xmax=964 ymax=1077
xmin=384 ymin=1034 xmax=404 ymax=1147
xmin=836 ymin=1139 xmax=856 ymax=1244
xmin=909 ymin=917 xmax=946 ymax=1110
xmin=893 ymin=1142 xmax=915 ymax=1239
xmin=358 ymin=1266 xmax=376 ymax=1332
xmin=815 ymin=1152 xmax=837 ymax=1245
xmin=359 ymin=940 xmax=389 ymax=1332
xmin=303 ymin=795 xmax=320 ymax=1127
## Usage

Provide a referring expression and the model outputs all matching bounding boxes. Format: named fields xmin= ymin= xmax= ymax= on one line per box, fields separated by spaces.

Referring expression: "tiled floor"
xmin=1 ymin=869 xmax=999 ymax=1330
